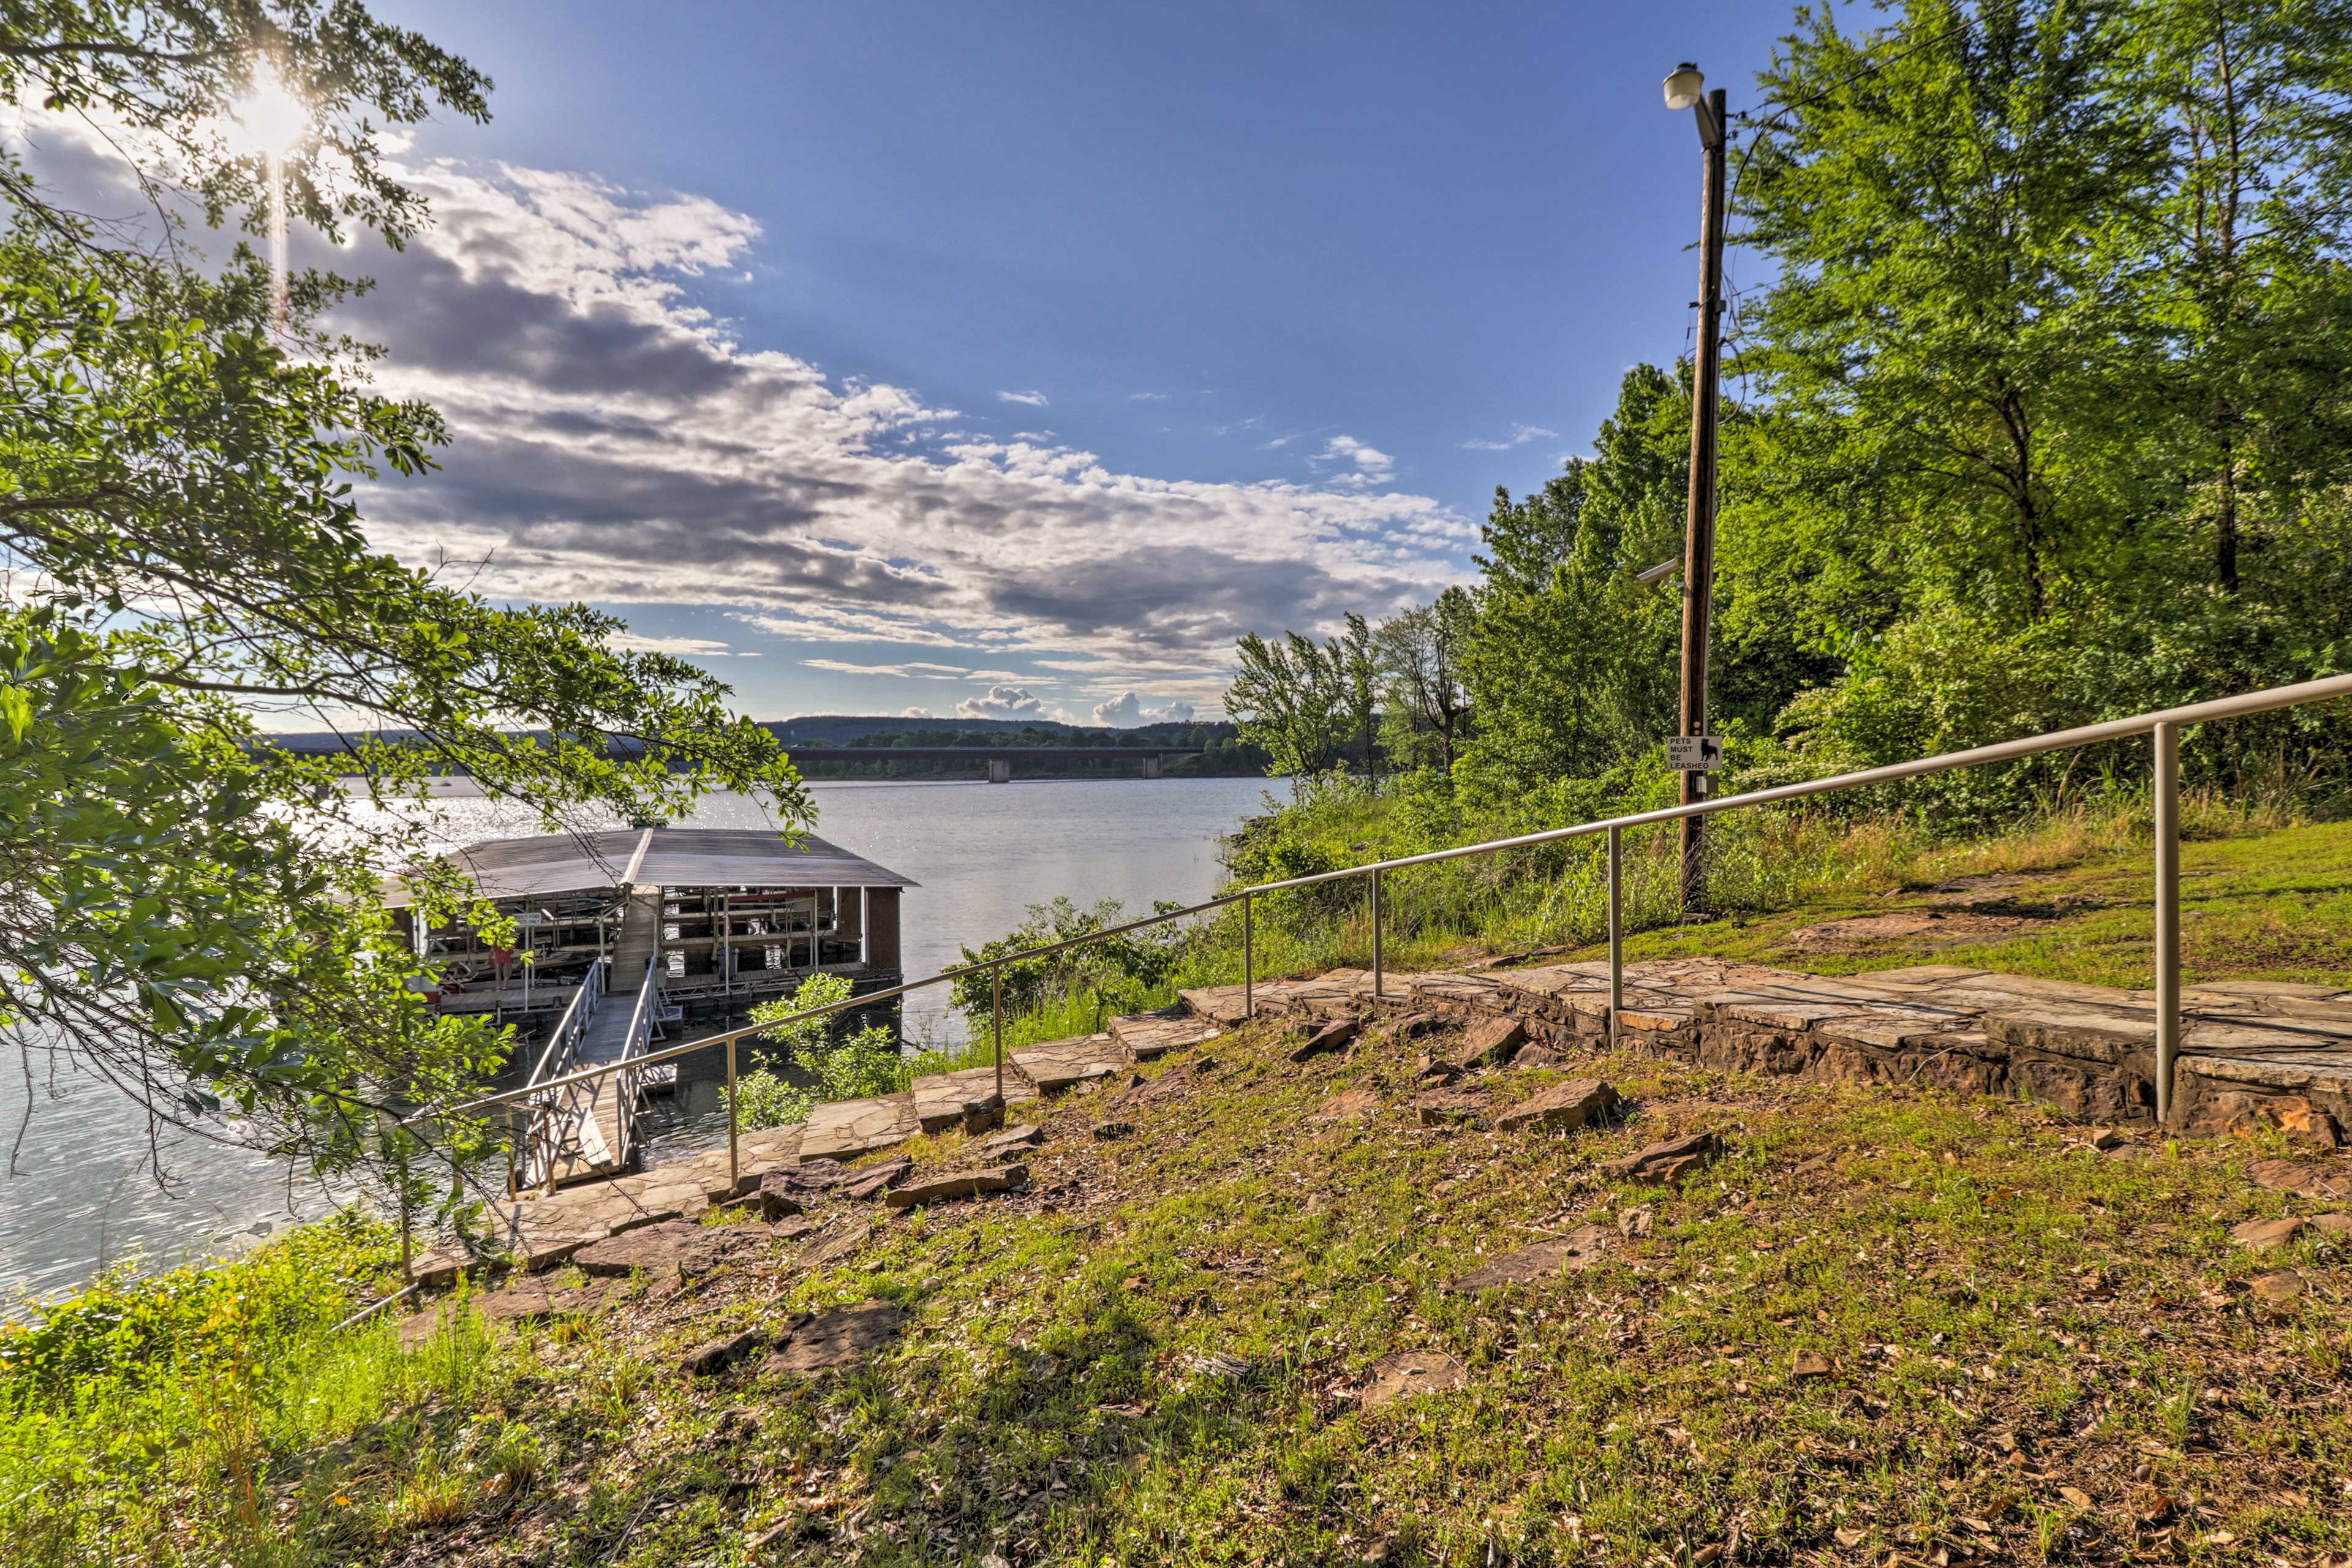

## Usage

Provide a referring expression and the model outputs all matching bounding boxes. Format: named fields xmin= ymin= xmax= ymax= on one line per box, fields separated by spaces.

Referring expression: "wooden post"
xmin=1677 ymin=85 xmax=1729 ymax=916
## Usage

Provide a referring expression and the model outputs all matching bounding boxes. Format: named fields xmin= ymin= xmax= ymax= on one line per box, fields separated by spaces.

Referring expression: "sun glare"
xmin=230 ymin=70 xmax=308 ymax=156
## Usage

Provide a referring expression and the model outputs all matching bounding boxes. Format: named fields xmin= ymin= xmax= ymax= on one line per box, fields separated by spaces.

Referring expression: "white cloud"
xmin=1091 ymin=692 xmax=1199 ymax=727
xmin=902 ymin=706 xmax=935 ymax=718
xmin=1129 ymin=391 xmax=1169 ymax=401
xmin=1459 ymin=422 xmax=1562 ymax=451
xmin=997 ymin=389 xmax=1050 ymax=407
xmin=1313 ymin=435 xmax=1396 ymax=484
xmin=955 ymin=684 xmax=1047 ymax=720
xmin=255 ymin=158 xmax=1477 ymax=681
xmin=605 ymin=632 xmax=750 ymax=657
xmin=800 ymin=658 xmax=968 ymax=679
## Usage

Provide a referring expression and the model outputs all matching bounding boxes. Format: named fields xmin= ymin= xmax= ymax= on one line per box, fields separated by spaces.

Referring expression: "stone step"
xmin=801 ymin=1092 xmax=919 ymax=1161
xmin=1106 ymin=1012 xmax=1221 ymax=1062
xmin=1010 ymin=1033 xmax=1126 ymax=1095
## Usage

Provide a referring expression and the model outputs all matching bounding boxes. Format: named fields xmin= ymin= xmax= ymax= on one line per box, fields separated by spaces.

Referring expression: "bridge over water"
xmin=782 ymin=745 xmax=1200 ymax=782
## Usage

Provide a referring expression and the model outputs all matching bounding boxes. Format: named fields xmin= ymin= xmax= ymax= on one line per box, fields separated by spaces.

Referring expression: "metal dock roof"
xmin=382 ymin=827 xmax=917 ymax=908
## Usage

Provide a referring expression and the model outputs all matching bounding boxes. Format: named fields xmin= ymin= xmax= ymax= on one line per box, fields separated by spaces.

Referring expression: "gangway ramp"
xmin=521 ymin=888 xmax=663 ymax=1187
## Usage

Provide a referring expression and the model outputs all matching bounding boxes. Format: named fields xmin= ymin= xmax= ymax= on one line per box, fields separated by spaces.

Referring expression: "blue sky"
xmin=336 ymin=0 xmax=1809 ymax=725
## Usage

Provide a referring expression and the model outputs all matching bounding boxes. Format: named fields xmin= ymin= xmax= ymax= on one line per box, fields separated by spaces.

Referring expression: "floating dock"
xmin=385 ymin=827 xmax=916 ymax=1183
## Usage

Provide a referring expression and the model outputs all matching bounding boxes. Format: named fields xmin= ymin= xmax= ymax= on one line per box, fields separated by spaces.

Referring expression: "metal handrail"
xmin=524 ymin=957 xmax=602 ymax=1090
xmin=612 ymin=955 xmax=658 ymax=1166
xmin=390 ymin=669 xmax=2352 ymax=1260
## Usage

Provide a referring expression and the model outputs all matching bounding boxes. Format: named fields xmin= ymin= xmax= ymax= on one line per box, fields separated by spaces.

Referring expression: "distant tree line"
xmin=786 ymin=722 xmax=1268 ymax=778
xmin=1229 ymin=0 xmax=2352 ymax=825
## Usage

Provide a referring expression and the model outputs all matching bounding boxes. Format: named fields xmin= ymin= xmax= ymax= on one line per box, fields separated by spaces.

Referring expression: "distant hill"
xmin=260 ymin=716 xmax=1270 ymax=777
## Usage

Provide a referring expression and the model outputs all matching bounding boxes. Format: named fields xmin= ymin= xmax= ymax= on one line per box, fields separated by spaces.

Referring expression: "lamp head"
xmin=1664 ymin=62 xmax=1706 ymax=112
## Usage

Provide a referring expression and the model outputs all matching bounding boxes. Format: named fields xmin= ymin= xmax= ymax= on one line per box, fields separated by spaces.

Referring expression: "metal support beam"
xmin=1242 ymin=891 xmax=1254 ymax=1019
xmin=2154 ymin=721 xmax=2180 ymax=1124
xmin=1608 ymin=826 xmax=1623 ymax=1050
xmin=1370 ymin=868 xmax=1384 ymax=1001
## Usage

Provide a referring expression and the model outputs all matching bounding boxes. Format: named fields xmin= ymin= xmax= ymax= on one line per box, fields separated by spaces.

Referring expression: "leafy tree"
xmin=1225 ymin=630 xmax=1349 ymax=779
xmin=2117 ymin=0 xmax=2352 ymax=594
xmin=1733 ymin=0 xmax=2352 ymax=783
xmin=1737 ymin=0 xmax=2169 ymax=633
xmin=1340 ymin=612 xmax=1381 ymax=780
xmin=1456 ymin=366 xmax=1686 ymax=799
xmin=1374 ymin=586 xmax=1476 ymax=775
xmin=1 ymin=4 xmax=807 ymax=1208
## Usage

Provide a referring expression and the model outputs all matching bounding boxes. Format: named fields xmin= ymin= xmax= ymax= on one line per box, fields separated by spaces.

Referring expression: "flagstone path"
xmin=411 ymin=962 xmax=2351 ymax=1289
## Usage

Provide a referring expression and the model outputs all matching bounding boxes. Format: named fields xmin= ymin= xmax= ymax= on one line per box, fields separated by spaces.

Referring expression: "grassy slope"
xmin=9 ymin=817 xmax=2348 ymax=1567
xmin=153 ymin=1009 xmax=2352 ymax=1568
xmin=1599 ymin=817 xmax=2352 ymax=992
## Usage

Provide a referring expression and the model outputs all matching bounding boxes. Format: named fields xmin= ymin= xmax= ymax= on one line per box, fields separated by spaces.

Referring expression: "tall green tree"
xmin=1737 ymin=0 xmax=2169 ymax=634
xmin=1374 ymin=586 xmax=1476 ymax=775
xmin=1455 ymin=365 xmax=1686 ymax=799
xmin=1225 ymin=630 xmax=1348 ymax=780
xmin=1 ymin=5 xmax=806 ymax=1204
xmin=1733 ymin=0 xmax=2352 ymax=780
xmin=2116 ymin=0 xmax=2352 ymax=593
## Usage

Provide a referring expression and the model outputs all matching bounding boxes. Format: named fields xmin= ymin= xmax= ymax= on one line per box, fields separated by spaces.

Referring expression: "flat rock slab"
xmin=1176 ymin=984 xmax=1253 ymax=1026
xmin=802 ymin=1093 xmax=919 ymax=1161
xmin=398 ymin=1275 xmax=620 ymax=1347
xmin=1012 ymin=1034 xmax=1126 ymax=1095
xmin=796 ymin=1221 xmax=873 ymax=1272
xmin=1449 ymin=1225 xmax=1615 ymax=1292
xmin=1496 ymin=1077 xmax=1618 ymax=1134
xmin=766 ymin=1302 xmax=903 ymax=1373
xmin=2230 ymin=1215 xmax=2306 ymax=1250
xmin=973 ymin=1124 xmax=1045 ymax=1163
xmin=1289 ymin=1017 xmax=1360 ymax=1063
xmin=2248 ymin=1159 xmax=2352 ymax=1202
xmin=683 ymin=1328 xmax=767 ymax=1376
xmin=840 ymin=1157 xmax=914 ymax=1202
xmin=1410 ymin=972 xmax=1515 ymax=1012
xmin=1308 ymin=1087 xmax=1384 ymax=1125
xmin=1110 ymin=1013 xmax=1222 ymax=1062
xmin=573 ymin=1219 xmax=737 ymax=1279
xmin=1360 ymin=1349 xmax=1468 ymax=1409
xmin=883 ymin=1164 xmax=1028 ymax=1209
xmin=1457 ymin=1015 xmax=1527 ymax=1068
xmin=910 ymin=1067 xmax=1009 ymax=1134
xmin=1412 ymin=1087 xmax=1487 ymax=1126
xmin=1120 ymin=1067 xmax=1198 ymax=1109
xmin=1606 ymin=1131 xmax=1725 ymax=1186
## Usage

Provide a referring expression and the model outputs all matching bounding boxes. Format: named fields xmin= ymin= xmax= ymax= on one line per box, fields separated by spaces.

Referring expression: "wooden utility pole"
xmin=1677 ymin=85 xmax=1729 ymax=916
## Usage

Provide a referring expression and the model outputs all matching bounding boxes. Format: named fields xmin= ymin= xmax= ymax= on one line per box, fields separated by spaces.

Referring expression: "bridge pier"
xmin=1142 ymin=755 xmax=1162 ymax=779
xmin=987 ymin=758 xmax=1012 ymax=784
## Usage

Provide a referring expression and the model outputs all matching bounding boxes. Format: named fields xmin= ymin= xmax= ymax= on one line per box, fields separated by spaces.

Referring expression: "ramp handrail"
xmin=393 ymin=669 xmax=2352 ymax=1274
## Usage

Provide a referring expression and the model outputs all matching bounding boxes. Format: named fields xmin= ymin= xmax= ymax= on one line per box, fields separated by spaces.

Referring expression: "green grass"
xmin=959 ymin=801 xmax=2352 ymax=1057
xmin=68 ymin=1006 xmax=2341 ymax=1566
xmin=9 ymin=808 xmax=2346 ymax=1566
xmin=0 ymin=1213 xmax=548 ymax=1566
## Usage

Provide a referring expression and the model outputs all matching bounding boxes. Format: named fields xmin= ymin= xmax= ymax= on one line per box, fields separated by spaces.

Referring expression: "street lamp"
xmin=1665 ymin=61 xmax=1728 ymax=917
xmin=229 ymin=69 xmax=308 ymax=335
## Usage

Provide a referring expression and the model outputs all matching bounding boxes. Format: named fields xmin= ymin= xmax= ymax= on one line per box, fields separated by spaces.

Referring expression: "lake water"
xmin=0 ymin=776 xmax=1278 ymax=1308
